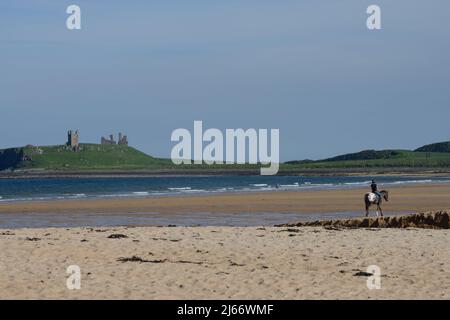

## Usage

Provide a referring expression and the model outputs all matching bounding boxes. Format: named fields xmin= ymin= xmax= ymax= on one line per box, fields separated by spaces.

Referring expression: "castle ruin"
xmin=67 ymin=130 xmax=79 ymax=151
xmin=101 ymin=132 xmax=128 ymax=146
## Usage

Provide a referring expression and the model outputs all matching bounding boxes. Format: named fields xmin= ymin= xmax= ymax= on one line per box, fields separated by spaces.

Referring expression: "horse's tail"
xmin=364 ymin=193 xmax=370 ymax=209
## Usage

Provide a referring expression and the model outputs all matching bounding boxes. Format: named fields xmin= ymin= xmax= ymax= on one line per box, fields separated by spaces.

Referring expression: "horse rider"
xmin=371 ymin=179 xmax=381 ymax=199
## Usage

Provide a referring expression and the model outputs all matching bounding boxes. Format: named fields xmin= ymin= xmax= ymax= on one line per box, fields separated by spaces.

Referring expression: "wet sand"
xmin=0 ymin=225 xmax=449 ymax=299
xmin=1 ymin=183 xmax=450 ymax=215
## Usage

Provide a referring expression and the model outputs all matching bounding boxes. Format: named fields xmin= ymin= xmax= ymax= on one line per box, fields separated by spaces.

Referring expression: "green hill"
xmin=415 ymin=141 xmax=450 ymax=153
xmin=0 ymin=143 xmax=262 ymax=173
xmin=2 ymin=141 xmax=450 ymax=173
xmin=284 ymin=141 xmax=450 ymax=169
xmin=284 ymin=150 xmax=450 ymax=169
xmin=0 ymin=144 xmax=172 ymax=171
xmin=323 ymin=149 xmax=402 ymax=162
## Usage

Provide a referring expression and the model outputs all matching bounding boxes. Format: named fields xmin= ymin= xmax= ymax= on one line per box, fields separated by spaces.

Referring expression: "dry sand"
xmin=1 ymin=183 xmax=450 ymax=215
xmin=1 ymin=225 xmax=449 ymax=299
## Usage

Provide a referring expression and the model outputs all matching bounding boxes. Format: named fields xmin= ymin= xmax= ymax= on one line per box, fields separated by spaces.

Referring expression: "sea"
xmin=0 ymin=175 xmax=448 ymax=228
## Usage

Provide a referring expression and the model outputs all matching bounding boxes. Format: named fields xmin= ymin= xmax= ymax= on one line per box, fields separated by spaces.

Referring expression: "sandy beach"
xmin=1 ymin=183 xmax=450 ymax=299
xmin=0 ymin=224 xmax=449 ymax=299
xmin=1 ymin=183 xmax=450 ymax=215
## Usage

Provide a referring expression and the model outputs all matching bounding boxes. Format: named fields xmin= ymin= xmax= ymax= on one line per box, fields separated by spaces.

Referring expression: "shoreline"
xmin=2 ymin=178 xmax=450 ymax=203
xmin=1 ymin=168 xmax=450 ymax=179
xmin=2 ymin=182 xmax=450 ymax=215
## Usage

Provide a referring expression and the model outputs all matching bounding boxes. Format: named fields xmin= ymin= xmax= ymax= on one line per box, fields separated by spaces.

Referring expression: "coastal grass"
xmin=1 ymin=144 xmax=450 ymax=172
xmin=20 ymin=144 xmax=173 ymax=171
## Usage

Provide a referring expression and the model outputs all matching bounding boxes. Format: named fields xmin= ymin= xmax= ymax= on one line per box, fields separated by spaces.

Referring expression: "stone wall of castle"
xmin=101 ymin=132 xmax=128 ymax=146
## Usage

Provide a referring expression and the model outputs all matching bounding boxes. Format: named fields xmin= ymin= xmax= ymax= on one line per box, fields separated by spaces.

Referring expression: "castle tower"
xmin=67 ymin=130 xmax=79 ymax=148
xmin=118 ymin=132 xmax=128 ymax=146
xmin=67 ymin=130 xmax=79 ymax=151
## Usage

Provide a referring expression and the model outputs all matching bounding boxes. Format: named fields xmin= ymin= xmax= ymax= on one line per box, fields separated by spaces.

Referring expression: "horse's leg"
xmin=379 ymin=204 xmax=384 ymax=217
xmin=365 ymin=204 xmax=369 ymax=217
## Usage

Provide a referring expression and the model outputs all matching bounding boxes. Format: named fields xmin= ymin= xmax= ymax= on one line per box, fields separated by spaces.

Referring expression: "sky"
xmin=1 ymin=0 xmax=449 ymax=161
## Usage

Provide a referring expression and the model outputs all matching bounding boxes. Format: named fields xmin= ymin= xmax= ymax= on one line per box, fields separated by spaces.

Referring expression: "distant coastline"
xmin=1 ymin=141 xmax=450 ymax=178
xmin=1 ymin=167 xmax=450 ymax=179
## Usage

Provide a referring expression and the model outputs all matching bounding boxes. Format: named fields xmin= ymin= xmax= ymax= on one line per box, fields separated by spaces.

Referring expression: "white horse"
xmin=364 ymin=190 xmax=389 ymax=217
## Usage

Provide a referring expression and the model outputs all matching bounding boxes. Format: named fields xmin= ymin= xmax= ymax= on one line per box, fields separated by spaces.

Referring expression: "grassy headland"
xmin=0 ymin=141 xmax=450 ymax=176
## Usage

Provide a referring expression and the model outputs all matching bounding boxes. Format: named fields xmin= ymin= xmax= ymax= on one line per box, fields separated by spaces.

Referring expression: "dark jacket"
xmin=371 ymin=182 xmax=378 ymax=193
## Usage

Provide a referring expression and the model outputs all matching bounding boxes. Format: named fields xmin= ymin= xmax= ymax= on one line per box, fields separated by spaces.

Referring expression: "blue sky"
xmin=1 ymin=0 xmax=449 ymax=161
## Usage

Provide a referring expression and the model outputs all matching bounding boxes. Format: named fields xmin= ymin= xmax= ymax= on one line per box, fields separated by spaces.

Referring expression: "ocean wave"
xmin=279 ymin=183 xmax=300 ymax=188
xmin=0 ymin=196 xmax=51 ymax=202
xmin=66 ymin=193 xmax=87 ymax=198
xmin=96 ymin=193 xmax=139 ymax=198
xmin=250 ymin=184 xmax=268 ymax=187
xmin=180 ymin=189 xmax=206 ymax=193
xmin=55 ymin=194 xmax=88 ymax=200
xmin=168 ymin=187 xmax=192 ymax=191
xmin=132 ymin=192 xmax=150 ymax=196
xmin=388 ymin=179 xmax=433 ymax=185
xmin=343 ymin=181 xmax=372 ymax=186
xmin=302 ymin=183 xmax=334 ymax=187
